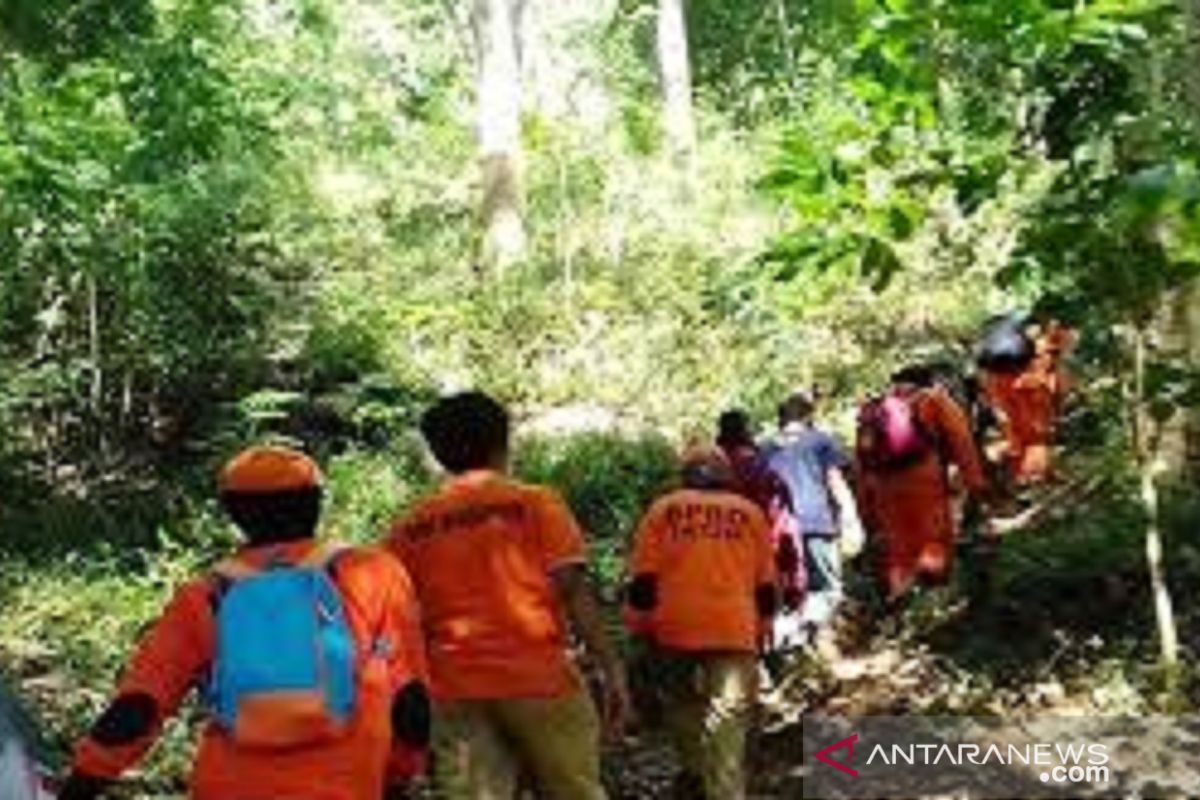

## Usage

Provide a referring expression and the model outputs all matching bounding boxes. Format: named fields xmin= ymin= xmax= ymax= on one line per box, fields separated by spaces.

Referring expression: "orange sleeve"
xmin=630 ymin=501 xmax=666 ymax=576
xmin=357 ymin=550 xmax=430 ymax=782
xmin=74 ymin=580 xmax=214 ymax=779
xmin=534 ymin=489 xmax=588 ymax=573
xmin=929 ymin=388 xmax=987 ymax=495
xmin=624 ymin=503 xmax=666 ymax=636
xmin=341 ymin=548 xmax=429 ymax=688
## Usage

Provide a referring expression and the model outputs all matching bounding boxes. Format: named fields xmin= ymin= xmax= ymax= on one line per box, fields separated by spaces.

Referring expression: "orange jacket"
xmin=387 ymin=471 xmax=588 ymax=701
xmin=72 ymin=541 xmax=428 ymax=800
xmin=858 ymin=387 xmax=987 ymax=595
xmin=626 ymin=488 xmax=775 ymax=652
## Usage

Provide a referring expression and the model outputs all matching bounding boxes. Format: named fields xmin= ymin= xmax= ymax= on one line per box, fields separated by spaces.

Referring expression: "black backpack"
xmin=976 ymin=314 xmax=1034 ymax=373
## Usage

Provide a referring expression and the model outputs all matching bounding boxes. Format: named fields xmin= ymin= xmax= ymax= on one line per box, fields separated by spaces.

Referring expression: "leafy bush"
xmin=515 ymin=432 xmax=678 ymax=588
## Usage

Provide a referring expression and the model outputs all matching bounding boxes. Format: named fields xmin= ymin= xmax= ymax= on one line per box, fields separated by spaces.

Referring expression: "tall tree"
xmin=472 ymin=0 xmax=527 ymax=270
xmin=1184 ymin=0 xmax=1200 ymax=128
xmin=656 ymin=0 xmax=696 ymax=172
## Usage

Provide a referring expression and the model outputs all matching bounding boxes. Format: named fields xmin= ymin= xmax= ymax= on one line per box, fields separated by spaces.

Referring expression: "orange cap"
xmin=219 ymin=446 xmax=322 ymax=493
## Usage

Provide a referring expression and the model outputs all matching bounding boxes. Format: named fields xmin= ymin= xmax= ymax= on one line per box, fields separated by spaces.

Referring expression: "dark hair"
xmin=220 ymin=487 xmax=322 ymax=544
xmin=892 ymin=364 xmax=935 ymax=388
xmin=716 ymin=409 xmax=754 ymax=449
xmin=681 ymin=461 xmax=735 ymax=491
xmin=420 ymin=391 xmax=510 ymax=474
xmin=778 ymin=393 xmax=815 ymax=426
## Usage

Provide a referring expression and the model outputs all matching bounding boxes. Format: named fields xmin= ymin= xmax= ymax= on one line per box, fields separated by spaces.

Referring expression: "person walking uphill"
xmin=386 ymin=391 xmax=629 ymax=800
xmin=716 ymin=409 xmax=789 ymax=520
xmin=858 ymin=367 xmax=990 ymax=604
xmin=60 ymin=446 xmax=431 ymax=800
xmin=979 ymin=318 xmax=1074 ymax=486
xmin=624 ymin=447 xmax=777 ymax=800
xmin=763 ymin=393 xmax=862 ymax=654
xmin=715 ymin=410 xmax=802 ymax=618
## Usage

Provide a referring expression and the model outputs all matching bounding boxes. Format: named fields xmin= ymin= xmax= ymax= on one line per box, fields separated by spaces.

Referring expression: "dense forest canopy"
xmin=1 ymin=0 xmax=1196 ymax=496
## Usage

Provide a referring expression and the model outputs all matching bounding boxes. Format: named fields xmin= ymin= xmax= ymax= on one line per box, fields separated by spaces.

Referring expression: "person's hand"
xmin=599 ymin=664 xmax=634 ymax=742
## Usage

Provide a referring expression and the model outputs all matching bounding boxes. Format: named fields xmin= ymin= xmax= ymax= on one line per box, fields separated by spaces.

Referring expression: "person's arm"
xmin=552 ymin=564 xmax=631 ymax=739
xmin=60 ymin=581 xmax=214 ymax=800
xmin=751 ymin=507 xmax=780 ymax=648
xmin=930 ymin=388 xmax=989 ymax=498
xmin=538 ymin=490 xmax=632 ymax=739
xmin=819 ymin=434 xmax=864 ymax=536
xmin=624 ymin=504 xmax=664 ymax=634
xmin=344 ymin=549 xmax=431 ymax=788
xmin=827 ymin=466 xmax=865 ymax=548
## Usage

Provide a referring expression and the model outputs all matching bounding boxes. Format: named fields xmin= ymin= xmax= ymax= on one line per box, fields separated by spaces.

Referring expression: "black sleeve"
xmin=89 ymin=692 xmax=159 ymax=746
xmin=626 ymin=573 xmax=658 ymax=612
xmin=390 ymin=680 xmax=432 ymax=747
xmin=755 ymin=583 xmax=779 ymax=618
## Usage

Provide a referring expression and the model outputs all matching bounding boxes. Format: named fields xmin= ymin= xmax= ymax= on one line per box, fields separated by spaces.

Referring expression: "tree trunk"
xmin=1133 ymin=327 xmax=1181 ymax=685
xmin=656 ymin=0 xmax=696 ymax=173
xmin=472 ymin=0 xmax=527 ymax=270
xmin=1183 ymin=0 xmax=1200 ymax=130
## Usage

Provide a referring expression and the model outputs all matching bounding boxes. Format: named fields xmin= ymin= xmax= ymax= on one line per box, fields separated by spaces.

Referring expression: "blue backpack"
xmin=206 ymin=546 xmax=357 ymax=748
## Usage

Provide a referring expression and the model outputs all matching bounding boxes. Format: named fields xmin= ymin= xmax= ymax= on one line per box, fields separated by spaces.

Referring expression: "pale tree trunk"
xmin=656 ymin=0 xmax=696 ymax=175
xmin=1132 ymin=327 xmax=1181 ymax=686
xmin=472 ymin=0 xmax=527 ymax=271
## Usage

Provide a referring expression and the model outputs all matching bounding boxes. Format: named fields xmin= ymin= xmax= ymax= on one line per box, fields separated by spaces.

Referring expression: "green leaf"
xmin=860 ymin=237 xmax=902 ymax=292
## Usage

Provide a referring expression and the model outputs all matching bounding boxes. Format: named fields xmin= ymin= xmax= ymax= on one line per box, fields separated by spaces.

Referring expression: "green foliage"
xmin=515 ymin=431 xmax=676 ymax=539
xmin=0 ymin=0 xmax=297 ymax=508
xmin=1 ymin=0 xmax=1198 ymax=782
xmin=514 ymin=432 xmax=676 ymax=589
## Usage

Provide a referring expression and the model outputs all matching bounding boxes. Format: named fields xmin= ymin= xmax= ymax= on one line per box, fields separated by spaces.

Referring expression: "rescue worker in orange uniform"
xmin=625 ymin=446 xmax=777 ymax=800
xmin=387 ymin=391 xmax=629 ymax=800
xmin=981 ymin=321 xmax=1075 ymax=485
xmin=858 ymin=367 xmax=990 ymax=604
xmin=59 ymin=446 xmax=430 ymax=800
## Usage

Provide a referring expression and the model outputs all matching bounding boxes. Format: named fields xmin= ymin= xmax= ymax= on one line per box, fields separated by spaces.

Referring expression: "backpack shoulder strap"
xmin=300 ymin=542 xmax=351 ymax=579
xmin=207 ymin=543 xmax=347 ymax=609
xmin=211 ymin=558 xmax=259 ymax=582
xmin=206 ymin=557 xmax=259 ymax=615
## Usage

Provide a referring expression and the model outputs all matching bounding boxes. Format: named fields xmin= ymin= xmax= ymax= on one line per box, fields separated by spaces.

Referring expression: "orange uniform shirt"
xmin=73 ymin=541 xmax=428 ymax=800
xmin=386 ymin=471 xmax=587 ymax=701
xmin=628 ymin=488 xmax=775 ymax=653
xmin=858 ymin=387 xmax=987 ymax=597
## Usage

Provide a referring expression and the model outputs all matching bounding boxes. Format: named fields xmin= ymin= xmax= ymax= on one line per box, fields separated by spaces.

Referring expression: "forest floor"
xmin=606 ymin=472 xmax=1200 ymax=799
xmin=3 ymin=459 xmax=1197 ymax=799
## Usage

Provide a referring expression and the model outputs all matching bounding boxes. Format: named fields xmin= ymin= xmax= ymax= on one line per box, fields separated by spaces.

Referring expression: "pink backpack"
xmin=857 ymin=390 xmax=932 ymax=469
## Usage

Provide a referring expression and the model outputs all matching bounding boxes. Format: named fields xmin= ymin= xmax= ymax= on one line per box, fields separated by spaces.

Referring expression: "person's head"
xmin=219 ymin=446 xmax=323 ymax=545
xmin=420 ymin=391 xmax=510 ymax=474
xmin=680 ymin=445 xmax=735 ymax=491
xmin=716 ymin=409 xmax=754 ymax=450
xmin=778 ymin=392 xmax=815 ymax=428
xmin=891 ymin=364 xmax=935 ymax=389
